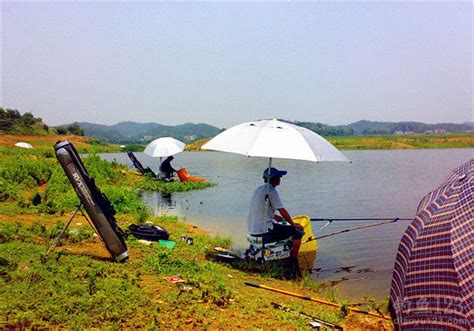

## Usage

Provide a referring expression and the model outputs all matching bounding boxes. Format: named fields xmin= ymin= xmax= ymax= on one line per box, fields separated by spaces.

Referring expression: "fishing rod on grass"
xmin=271 ymin=302 xmax=343 ymax=330
xmin=244 ymin=282 xmax=391 ymax=320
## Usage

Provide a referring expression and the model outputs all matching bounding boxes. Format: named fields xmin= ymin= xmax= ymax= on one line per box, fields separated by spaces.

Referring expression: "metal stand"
xmin=46 ymin=203 xmax=113 ymax=259
xmin=46 ymin=203 xmax=85 ymax=255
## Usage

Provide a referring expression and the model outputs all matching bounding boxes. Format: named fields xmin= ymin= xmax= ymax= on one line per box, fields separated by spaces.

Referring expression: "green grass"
xmin=327 ymin=132 xmax=474 ymax=150
xmin=0 ymin=241 xmax=157 ymax=329
xmin=0 ymin=218 xmax=349 ymax=329
xmin=0 ymin=147 xmax=214 ymax=222
xmin=0 ymin=137 xmax=390 ymax=328
xmin=136 ymin=177 xmax=215 ymax=193
xmin=186 ymin=132 xmax=474 ymax=151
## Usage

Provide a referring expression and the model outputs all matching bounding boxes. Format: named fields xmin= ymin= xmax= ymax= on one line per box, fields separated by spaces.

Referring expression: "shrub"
xmin=29 ymin=191 xmax=42 ymax=206
xmin=0 ymin=178 xmax=19 ymax=201
xmin=101 ymin=187 xmax=149 ymax=221
xmin=0 ymin=155 xmax=56 ymax=188
xmin=0 ymin=222 xmax=33 ymax=243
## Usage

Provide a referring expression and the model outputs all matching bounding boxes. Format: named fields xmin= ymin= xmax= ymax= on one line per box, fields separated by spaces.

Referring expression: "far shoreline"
xmin=185 ymin=132 xmax=474 ymax=152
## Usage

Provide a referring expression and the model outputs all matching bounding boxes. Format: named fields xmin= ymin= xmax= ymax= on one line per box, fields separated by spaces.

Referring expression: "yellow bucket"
xmin=292 ymin=215 xmax=317 ymax=271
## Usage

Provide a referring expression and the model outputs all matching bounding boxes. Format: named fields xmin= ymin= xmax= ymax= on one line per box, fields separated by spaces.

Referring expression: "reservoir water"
xmin=101 ymin=148 xmax=473 ymax=300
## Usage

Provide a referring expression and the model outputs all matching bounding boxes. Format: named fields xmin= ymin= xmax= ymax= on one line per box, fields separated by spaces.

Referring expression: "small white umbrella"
xmin=144 ymin=137 xmax=185 ymax=158
xmin=15 ymin=142 xmax=33 ymax=149
xmin=202 ymin=119 xmax=349 ymax=163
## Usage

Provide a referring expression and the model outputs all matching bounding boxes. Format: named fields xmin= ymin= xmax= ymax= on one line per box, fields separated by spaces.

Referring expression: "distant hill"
xmin=77 ymin=121 xmax=222 ymax=144
xmin=293 ymin=120 xmax=474 ymax=136
xmin=76 ymin=119 xmax=473 ymax=144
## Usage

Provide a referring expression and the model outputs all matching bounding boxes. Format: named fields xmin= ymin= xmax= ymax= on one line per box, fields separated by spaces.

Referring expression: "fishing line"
xmin=304 ymin=218 xmax=400 ymax=243
xmin=187 ymin=171 xmax=252 ymax=182
xmin=313 ymin=220 xmax=332 ymax=235
xmin=311 ymin=217 xmax=412 ymax=222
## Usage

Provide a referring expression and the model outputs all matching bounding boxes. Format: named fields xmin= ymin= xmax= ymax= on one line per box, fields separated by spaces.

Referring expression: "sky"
xmin=1 ymin=2 xmax=472 ymax=128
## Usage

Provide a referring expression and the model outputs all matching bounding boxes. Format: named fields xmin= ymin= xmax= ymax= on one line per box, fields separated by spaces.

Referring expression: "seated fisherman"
xmin=247 ymin=167 xmax=304 ymax=259
xmin=159 ymin=156 xmax=176 ymax=181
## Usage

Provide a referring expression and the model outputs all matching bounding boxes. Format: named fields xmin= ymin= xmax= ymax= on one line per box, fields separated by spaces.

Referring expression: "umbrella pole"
xmin=261 ymin=158 xmax=272 ymax=262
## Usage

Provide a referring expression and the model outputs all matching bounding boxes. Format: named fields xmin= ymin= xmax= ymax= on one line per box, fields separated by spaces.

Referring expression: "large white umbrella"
xmin=15 ymin=142 xmax=33 ymax=149
xmin=202 ymin=119 xmax=349 ymax=262
xmin=202 ymin=119 xmax=349 ymax=163
xmin=143 ymin=137 xmax=185 ymax=158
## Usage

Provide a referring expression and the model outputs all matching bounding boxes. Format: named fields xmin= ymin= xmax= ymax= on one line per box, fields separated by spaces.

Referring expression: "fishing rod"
xmin=271 ymin=302 xmax=343 ymax=330
xmin=304 ymin=218 xmax=400 ymax=243
xmin=187 ymin=171 xmax=251 ymax=182
xmin=244 ymin=282 xmax=391 ymax=320
xmin=311 ymin=218 xmax=412 ymax=222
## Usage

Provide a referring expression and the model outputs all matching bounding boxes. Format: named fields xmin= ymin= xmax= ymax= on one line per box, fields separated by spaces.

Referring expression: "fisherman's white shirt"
xmin=247 ymin=183 xmax=283 ymax=235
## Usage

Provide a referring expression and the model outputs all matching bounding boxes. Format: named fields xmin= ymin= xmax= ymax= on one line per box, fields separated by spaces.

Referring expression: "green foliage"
xmin=0 ymin=146 xmax=54 ymax=157
xmin=0 ymin=108 xmax=50 ymax=135
xmin=82 ymin=154 xmax=122 ymax=185
xmin=211 ymin=235 xmax=232 ymax=249
xmin=0 ymin=154 xmax=57 ymax=202
xmin=0 ymin=221 xmax=238 ymax=328
xmin=67 ymin=226 xmax=94 ymax=243
xmin=101 ymin=187 xmax=150 ymax=222
xmin=293 ymin=119 xmax=474 ymax=136
xmin=327 ymin=132 xmax=474 ymax=150
xmin=55 ymin=122 xmax=84 ymax=136
xmin=0 ymin=155 xmax=56 ymax=188
xmin=78 ymin=121 xmax=221 ymax=144
xmin=0 ymin=178 xmax=19 ymax=201
xmin=0 ymin=241 xmax=157 ymax=329
xmin=362 ymin=295 xmax=391 ymax=315
xmin=41 ymin=155 xmax=148 ymax=221
xmin=0 ymin=217 xmax=345 ymax=329
xmin=29 ymin=222 xmax=48 ymax=237
xmin=0 ymin=222 xmax=34 ymax=243
xmin=143 ymin=250 xmax=235 ymax=307
xmin=121 ymin=144 xmax=144 ymax=152
xmin=137 ymin=177 xmax=215 ymax=193
xmin=47 ymin=221 xmax=66 ymax=239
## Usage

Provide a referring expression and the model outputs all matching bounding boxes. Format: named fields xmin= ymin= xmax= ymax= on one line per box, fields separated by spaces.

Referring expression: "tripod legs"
xmin=46 ymin=204 xmax=82 ymax=255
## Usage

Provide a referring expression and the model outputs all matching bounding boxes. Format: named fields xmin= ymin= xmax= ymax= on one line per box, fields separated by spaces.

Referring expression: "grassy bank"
xmin=0 ymin=141 xmax=214 ymax=220
xmin=0 ymin=137 xmax=391 ymax=329
xmin=0 ymin=215 xmax=392 ymax=329
xmin=186 ymin=132 xmax=474 ymax=151
xmin=0 ymin=134 xmax=122 ymax=154
xmin=329 ymin=132 xmax=474 ymax=150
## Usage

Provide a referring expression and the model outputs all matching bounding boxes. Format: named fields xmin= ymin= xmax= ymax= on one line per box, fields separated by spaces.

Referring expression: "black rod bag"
xmin=54 ymin=140 xmax=128 ymax=262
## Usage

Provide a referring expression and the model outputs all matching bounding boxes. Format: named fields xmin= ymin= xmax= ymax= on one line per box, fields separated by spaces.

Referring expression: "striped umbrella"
xmin=390 ymin=158 xmax=473 ymax=330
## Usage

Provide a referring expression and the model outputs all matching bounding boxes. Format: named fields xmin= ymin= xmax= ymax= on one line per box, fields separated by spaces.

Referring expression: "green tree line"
xmin=0 ymin=108 xmax=49 ymax=134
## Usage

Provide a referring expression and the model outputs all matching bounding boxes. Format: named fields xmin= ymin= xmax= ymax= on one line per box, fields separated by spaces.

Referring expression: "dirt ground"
xmin=0 ymin=134 xmax=91 ymax=148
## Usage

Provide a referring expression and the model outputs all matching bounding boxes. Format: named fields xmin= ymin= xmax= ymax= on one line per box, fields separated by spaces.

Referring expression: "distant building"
xmin=394 ymin=131 xmax=404 ymax=135
xmin=142 ymin=135 xmax=153 ymax=142
xmin=184 ymin=135 xmax=197 ymax=142
xmin=424 ymin=130 xmax=434 ymax=134
xmin=434 ymin=128 xmax=446 ymax=134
